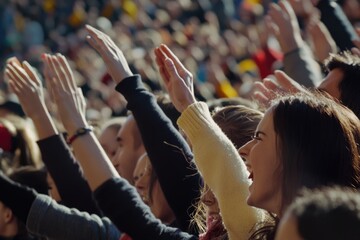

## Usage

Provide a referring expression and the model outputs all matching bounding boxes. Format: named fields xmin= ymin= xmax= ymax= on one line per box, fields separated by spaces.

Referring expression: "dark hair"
xmin=286 ymin=187 xmax=360 ymax=240
xmin=274 ymin=92 xmax=360 ymax=210
xmin=156 ymin=93 xmax=181 ymax=129
xmin=9 ymin=166 xmax=49 ymax=195
xmin=324 ymin=51 xmax=360 ymax=119
xmin=250 ymin=92 xmax=360 ymax=239
xmin=0 ymin=117 xmax=42 ymax=173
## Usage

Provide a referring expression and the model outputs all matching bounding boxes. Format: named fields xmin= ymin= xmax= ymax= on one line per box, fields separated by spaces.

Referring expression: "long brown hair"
xmin=250 ymin=92 xmax=360 ymax=239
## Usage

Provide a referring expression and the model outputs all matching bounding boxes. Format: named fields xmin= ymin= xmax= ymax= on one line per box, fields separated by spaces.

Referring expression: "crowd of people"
xmin=1 ymin=0 xmax=360 ymax=239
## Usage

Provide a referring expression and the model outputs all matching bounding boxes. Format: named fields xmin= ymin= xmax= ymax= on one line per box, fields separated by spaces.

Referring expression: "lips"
xmin=248 ymin=172 xmax=253 ymax=181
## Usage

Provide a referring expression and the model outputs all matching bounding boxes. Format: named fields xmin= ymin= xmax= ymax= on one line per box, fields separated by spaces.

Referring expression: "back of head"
xmin=272 ymin=92 xmax=360 ymax=209
xmin=0 ymin=116 xmax=42 ymax=172
xmin=325 ymin=51 xmax=360 ymax=119
xmin=155 ymin=93 xmax=181 ymax=129
xmin=212 ymin=105 xmax=263 ymax=148
xmin=9 ymin=166 xmax=49 ymax=195
xmin=288 ymin=187 xmax=360 ymax=240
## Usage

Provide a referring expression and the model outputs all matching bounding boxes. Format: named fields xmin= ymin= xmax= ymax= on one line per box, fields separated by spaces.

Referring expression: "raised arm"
xmin=267 ymin=1 xmax=322 ymax=87
xmin=85 ymin=25 xmax=202 ymax=234
xmin=45 ymin=50 xmax=196 ymax=240
xmin=154 ymin=44 xmax=263 ymax=240
xmin=5 ymin=58 xmax=100 ymax=214
xmin=0 ymin=171 xmax=121 ymax=240
xmin=316 ymin=0 xmax=358 ymax=51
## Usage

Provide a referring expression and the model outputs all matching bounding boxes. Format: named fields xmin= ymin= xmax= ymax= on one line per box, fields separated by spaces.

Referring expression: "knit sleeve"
xmin=115 ymin=75 xmax=201 ymax=234
xmin=178 ymin=102 xmax=264 ymax=240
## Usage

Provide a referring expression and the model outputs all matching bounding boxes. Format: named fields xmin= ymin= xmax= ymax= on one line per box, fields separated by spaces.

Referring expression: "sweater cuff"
xmin=177 ymin=102 xmax=212 ymax=141
xmin=115 ymin=74 xmax=143 ymax=96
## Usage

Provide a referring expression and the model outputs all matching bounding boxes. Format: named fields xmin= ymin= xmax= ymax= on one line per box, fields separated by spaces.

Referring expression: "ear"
xmin=3 ymin=207 xmax=14 ymax=224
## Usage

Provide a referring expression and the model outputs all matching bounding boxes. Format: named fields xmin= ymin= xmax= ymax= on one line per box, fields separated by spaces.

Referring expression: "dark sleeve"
xmin=115 ymin=75 xmax=202 ymax=234
xmin=317 ymin=0 xmax=358 ymax=51
xmin=0 ymin=172 xmax=37 ymax=224
xmin=37 ymin=134 xmax=101 ymax=215
xmin=94 ymin=177 xmax=198 ymax=240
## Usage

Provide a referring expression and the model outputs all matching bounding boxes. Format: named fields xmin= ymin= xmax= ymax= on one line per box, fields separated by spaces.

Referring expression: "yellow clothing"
xmin=178 ymin=102 xmax=264 ymax=240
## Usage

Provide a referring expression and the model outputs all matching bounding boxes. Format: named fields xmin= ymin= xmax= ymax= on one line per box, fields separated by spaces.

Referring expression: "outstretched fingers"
xmin=154 ymin=47 xmax=171 ymax=83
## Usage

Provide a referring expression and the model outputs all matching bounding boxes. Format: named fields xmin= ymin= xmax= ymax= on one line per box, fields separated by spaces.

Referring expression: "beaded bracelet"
xmin=67 ymin=126 xmax=93 ymax=145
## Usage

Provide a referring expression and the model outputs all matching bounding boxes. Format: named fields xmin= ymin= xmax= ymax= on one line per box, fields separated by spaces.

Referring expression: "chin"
xmin=246 ymin=194 xmax=255 ymax=207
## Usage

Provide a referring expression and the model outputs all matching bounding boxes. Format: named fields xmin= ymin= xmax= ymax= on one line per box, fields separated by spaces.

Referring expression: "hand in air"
xmin=5 ymin=58 xmax=46 ymax=119
xmin=85 ymin=25 xmax=133 ymax=84
xmin=43 ymin=53 xmax=87 ymax=135
xmin=154 ymin=44 xmax=196 ymax=112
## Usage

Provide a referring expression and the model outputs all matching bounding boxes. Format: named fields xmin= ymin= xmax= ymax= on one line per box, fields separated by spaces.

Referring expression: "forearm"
xmin=283 ymin=45 xmax=322 ymax=87
xmin=116 ymin=76 xmax=201 ymax=233
xmin=317 ymin=0 xmax=357 ymax=51
xmin=30 ymin=105 xmax=58 ymax=140
xmin=94 ymin=178 xmax=197 ymax=240
xmin=70 ymin=130 xmax=119 ymax=191
xmin=37 ymin=135 xmax=101 ymax=214
xmin=27 ymin=194 xmax=120 ymax=240
xmin=178 ymin=102 xmax=263 ymax=240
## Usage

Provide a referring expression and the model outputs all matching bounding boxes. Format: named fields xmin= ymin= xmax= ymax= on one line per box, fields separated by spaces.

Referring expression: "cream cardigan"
xmin=178 ymin=102 xmax=264 ymax=240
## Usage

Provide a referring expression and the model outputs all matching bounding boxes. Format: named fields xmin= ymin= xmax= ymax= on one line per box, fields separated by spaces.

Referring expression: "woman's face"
xmin=98 ymin=126 xmax=119 ymax=159
xmin=201 ymin=185 xmax=221 ymax=225
xmin=134 ymin=155 xmax=175 ymax=224
xmin=238 ymin=109 xmax=282 ymax=214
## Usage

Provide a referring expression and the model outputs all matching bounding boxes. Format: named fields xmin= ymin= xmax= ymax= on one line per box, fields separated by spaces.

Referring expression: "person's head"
xmin=194 ymin=105 xmax=263 ymax=235
xmin=112 ymin=115 xmax=145 ymax=185
xmin=276 ymin=187 xmax=360 ymax=240
xmin=98 ymin=117 xmax=126 ymax=159
xmin=133 ymin=153 xmax=175 ymax=224
xmin=0 ymin=201 xmax=20 ymax=237
xmin=319 ymin=51 xmax=360 ymax=118
xmin=0 ymin=116 xmax=41 ymax=173
xmin=9 ymin=166 xmax=49 ymax=195
xmin=239 ymin=92 xmax=360 ymax=216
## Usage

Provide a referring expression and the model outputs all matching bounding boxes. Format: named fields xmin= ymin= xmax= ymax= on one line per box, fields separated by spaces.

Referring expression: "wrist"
xmin=67 ymin=126 xmax=94 ymax=144
xmin=66 ymin=118 xmax=89 ymax=137
xmin=114 ymin=71 xmax=133 ymax=84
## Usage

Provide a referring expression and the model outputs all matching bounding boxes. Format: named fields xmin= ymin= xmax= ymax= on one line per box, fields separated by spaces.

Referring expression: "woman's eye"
xmin=251 ymin=135 xmax=261 ymax=141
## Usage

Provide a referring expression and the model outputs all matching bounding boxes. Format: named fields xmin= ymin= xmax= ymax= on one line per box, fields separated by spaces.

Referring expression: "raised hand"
xmin=44 ymin=53 xmax=87 ymax=136
xmin=307 ymin=17 xmax=337 ymax=62
xmin=154 ymin=44 xmax=196 ymax=112
xmin=85 ymin=25 xmax=133 ymax=84
xmin=5 ymin=59 xmax=46 ymax=119
xmin=287 ymin=0 xmax=316 ymax=18
xmin=267 ymin=1 xmax=303 ymax=54
xmin=254 ymin=70 xmax=306 ymax=106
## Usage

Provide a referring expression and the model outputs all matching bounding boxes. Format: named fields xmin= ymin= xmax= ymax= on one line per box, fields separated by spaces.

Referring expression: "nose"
xmin=135 ymin=176 xmax=145 ymax=194
xmin=111 ymin=149 xmax=120 ymax=168
xmin=238 ymin=140 xmax=255 ymax=170
xmin=201 ymin=190 xmax=216 ymax=207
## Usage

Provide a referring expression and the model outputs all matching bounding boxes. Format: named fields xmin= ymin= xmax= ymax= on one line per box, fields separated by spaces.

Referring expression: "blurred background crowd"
xmin=0 ymin=0 xmax=359 ymax=169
